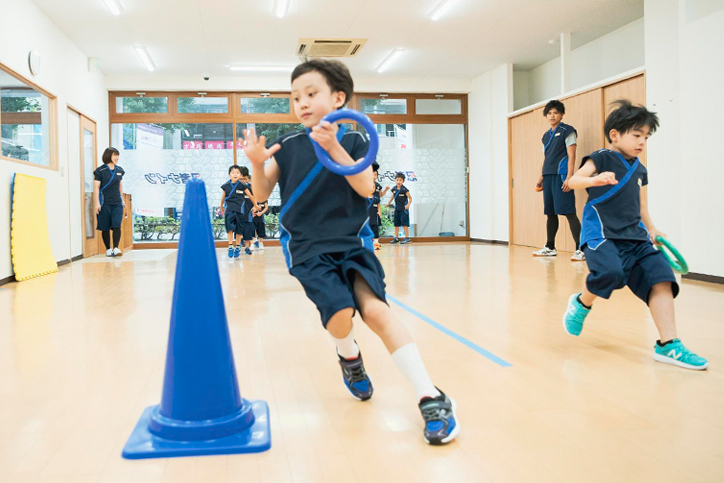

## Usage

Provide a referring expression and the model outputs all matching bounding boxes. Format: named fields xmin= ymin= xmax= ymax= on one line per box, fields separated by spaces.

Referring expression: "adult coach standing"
xmin=533 ymin=100 xmax=584 ymax=261
xmin=94 ymin=147 xmax=126 ymax=257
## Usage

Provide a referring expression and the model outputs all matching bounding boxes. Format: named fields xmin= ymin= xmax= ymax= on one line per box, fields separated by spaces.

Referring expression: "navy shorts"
xmin=543 ymin=174 xmax=576 ymax=215
xmin=290 ymin=247 xmax=388 ymax=327
xmin=224 ymin=211 xmax=244 ymax=236
xmin=241 ymin=222 xmax=255 ymax=241
xmin=583 ymin=239 xmax=679 ymax=304
xmin=253 ymin=220 xmax=266 ymax=238
xmin=97 ymin=203 xmax=123 ymax=231
xmin=393 ymin=210 xmax=409 ymax=227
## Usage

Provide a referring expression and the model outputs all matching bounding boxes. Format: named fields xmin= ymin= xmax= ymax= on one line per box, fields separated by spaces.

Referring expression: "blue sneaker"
xmin=227 ymin=246 xmax=234 ymax=258
xmin=654 ymin=339 xmax=709 ymax=370
xmin=419 ymin=389 xmax=459 ymax=445
xmin=338 ymin=352 xmax=373 ymax=401
xmin=254 ymin=241 xmax=259 ymax=249
xmin=245 ymin=247 xmax=253 ymax=255
xmin=563 ymin=293 xmax=590 ymax=336
xmin=390 ymin=238 xmax=400 ymax=244
xmin=233 ymin=247 xmax=241 ymax=258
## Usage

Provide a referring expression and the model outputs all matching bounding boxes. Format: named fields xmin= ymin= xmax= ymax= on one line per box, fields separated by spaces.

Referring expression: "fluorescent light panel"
xmin=428 ymin=0 xmax=453 ymax=21
xmin=274 ymin=0 xmax=290 ymax=18
xmin=103 ymin=0 xmax=124 ymax=16
xmin=230 ymin=65 xmax=294 ymax=72
xmin=376 ymin=48 xmax=405 ymax=74
xmin=133 ymin=46 xmax=156 ymax=72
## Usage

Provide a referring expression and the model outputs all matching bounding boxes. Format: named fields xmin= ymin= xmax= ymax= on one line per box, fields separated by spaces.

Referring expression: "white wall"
xmin=519 ymin=17 xmax=645 ymax=109
xmin=0 ymin=0 xmax=108 ymax=280
xmin=646 ymin=0 xmax=724 ymax=278
xmin=468 ymin=64 xmax=513 ymax=242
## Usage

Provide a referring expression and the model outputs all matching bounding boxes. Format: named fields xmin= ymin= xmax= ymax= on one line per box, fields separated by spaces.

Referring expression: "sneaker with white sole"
xmin=533 ymin=247 xmax=557 ymax=257
xmin=653 ymin=339 xmax=709 ymax=370
xmin=419 ymin=389 xmax=460 ymax=445
xmin=112 ymin=247 xmax=123 ymax=257
xmin=571 ymin=250 xmax=585 ymax=261
xmin=106 ymin=249 xmax=114 ymax=257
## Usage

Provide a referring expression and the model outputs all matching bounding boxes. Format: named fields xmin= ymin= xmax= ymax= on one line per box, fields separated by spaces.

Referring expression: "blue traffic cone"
xmin=122 ymin=178 xmax=271 ymax=459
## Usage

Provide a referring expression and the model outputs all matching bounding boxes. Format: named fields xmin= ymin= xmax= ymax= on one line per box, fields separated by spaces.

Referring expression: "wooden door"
xmin=80 ymin=115 xmax=100 ymax=257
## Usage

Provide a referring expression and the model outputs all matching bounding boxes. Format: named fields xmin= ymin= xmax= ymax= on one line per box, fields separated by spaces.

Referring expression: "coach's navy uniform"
xmin=368 ymin=181 xmax=382 ymax=238
xmin=221 ymin=179 xmax=245 ymax=236
xmin=240 ymin=183 xmax=256 ymax=241
xmin=541 ymin=122 xmax=577 ymax=215
xmin=94 ymin=164 xmax=125 ymax=231
xmin=271 ymin=126 xmax=385 ymax=327
xmin=580 ymin=149 xmax=678 ymax=303
xmin=391 ymin=185 xmax=410 ymax=226
xmin=253 ymin=199 xmax=267 ymax=239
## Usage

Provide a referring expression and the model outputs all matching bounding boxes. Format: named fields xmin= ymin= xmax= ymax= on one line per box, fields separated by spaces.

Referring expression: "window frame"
xmin=0 ymin=62 xmax=59 ymax=171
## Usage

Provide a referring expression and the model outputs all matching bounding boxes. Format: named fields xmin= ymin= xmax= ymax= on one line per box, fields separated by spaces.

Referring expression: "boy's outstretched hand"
xmin=590 ymin=171 xmax=618 ymax=187
xmin=242 ymin=129 xmax=280 ymax=166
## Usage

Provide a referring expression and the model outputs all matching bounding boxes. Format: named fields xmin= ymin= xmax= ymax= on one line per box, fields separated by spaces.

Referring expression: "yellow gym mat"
xmin=11 ymin=174 xmax=58 ymax=281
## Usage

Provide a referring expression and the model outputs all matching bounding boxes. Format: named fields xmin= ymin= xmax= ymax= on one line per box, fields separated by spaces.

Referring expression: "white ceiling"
xmin=30 ymin=0 xmax=643 ymax=80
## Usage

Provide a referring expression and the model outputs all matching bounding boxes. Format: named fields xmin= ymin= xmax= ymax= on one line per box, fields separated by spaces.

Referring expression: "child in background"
xmin=387 ymin=173 xmax=411 ymax=244
xmin=219 ymin=165 xmax=246 ymax=258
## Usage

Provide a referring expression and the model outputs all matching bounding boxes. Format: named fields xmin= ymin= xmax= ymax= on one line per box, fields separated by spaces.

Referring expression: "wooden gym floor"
xmin=1 ymin=242 xmax=722 ymax=483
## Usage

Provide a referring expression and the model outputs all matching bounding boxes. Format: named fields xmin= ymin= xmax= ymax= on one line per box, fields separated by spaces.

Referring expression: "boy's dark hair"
xmin=372 ymin=162 xmax=380 ymax=173
xmin=102 ymin=147 xmax=120 ymax=164
xmin=395 ymin=172 xmax=405 ymax=181
xmin=291 ymin=58 xmax=353 ymax=107
xmin=228 ymin=165 xmax=242 ymax=175
xmin=239 ymin=166 xmax=250 ymax=176
xmin=543 ymin=100 xmax=565 ymax=116
xmin=604 ymin=100 xmax=659 ymax=143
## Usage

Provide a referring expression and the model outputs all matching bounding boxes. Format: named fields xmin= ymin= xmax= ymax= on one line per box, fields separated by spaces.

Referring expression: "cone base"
xmin=122 ymin=400 xmax=271 ymax=460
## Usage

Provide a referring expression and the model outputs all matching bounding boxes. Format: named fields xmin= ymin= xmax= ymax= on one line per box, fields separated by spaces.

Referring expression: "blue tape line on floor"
xmin=387 ymin=295 xmax=512 ymax=368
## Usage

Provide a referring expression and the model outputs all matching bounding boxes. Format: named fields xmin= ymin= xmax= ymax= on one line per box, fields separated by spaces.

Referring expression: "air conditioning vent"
xmin=296 ymin=38 xmax=367 ymax=58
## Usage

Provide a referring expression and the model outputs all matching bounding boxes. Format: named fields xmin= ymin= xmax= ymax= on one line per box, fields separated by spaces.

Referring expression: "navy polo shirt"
xmin=93 ymin=164 xmax=125 ymax=205
xmin=368 ymin=181 xmax=382 ymax=217
xmin=541 ymin=122 xmax=577 ymax=175
xmin=391 ymin=185 xmax=409 ymax=211
xmin=270 ymin=128 xmax=371 ymax=269
xmin=221 ymin=180 xmax=245 ymax=212
xmin=580 ymin=149 xmax=650 ymax=248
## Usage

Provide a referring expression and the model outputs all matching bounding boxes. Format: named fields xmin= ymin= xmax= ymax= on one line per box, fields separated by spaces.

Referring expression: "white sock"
xmin=391 ymin=343 xmax=441 ymax=401
xmin=331 ymin=328 xmax=360 ymax=359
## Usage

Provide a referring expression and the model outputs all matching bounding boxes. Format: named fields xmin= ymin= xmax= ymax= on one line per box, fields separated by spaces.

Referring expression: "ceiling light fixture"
xmin=376 ymin=48 xmax=405 ymax=74
xmin=103 ymin=0 xmax=124 ymax=16
xmin=229 ymin=65 xmax=294 ymax=72
xmin=133 ymin=46 xmax=156 ymax=72
xmin=428 ymin=0 xmax=453 ymax=21
xmin=274 ymin=0 xmax=290 ymax=18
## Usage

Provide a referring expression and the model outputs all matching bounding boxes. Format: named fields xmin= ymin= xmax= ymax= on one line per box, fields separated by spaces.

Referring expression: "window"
xmin=177 ymin=96 xmax=229 ymax=114
xmin=239 ymin=96 xmax=290 ymax=114
xmin=115 ymin=96 xmax=169 ymax=113
xmin=1 ymin=64 xmax=56 ymax=168
xmin=415 ymin=98 xmax=462 ymax=115
xmin=360 ymin=98 xmax=407 ymax=115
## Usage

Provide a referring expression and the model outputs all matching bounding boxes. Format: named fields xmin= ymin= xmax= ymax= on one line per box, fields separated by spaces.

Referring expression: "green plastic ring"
xmin=654 ymin=236 xmax=689 ymax=275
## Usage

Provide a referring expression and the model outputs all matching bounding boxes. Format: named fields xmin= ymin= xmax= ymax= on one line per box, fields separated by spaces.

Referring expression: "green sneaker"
xmin=563 ymin=293 xmax=590 ymax=336
xmin=653 ymin=339 xmax=709 ymax=370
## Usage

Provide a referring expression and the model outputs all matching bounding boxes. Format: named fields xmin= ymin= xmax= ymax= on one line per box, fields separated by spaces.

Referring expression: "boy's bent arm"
xmin=405 ymin=191 xmax=412 ymax=210
xmin=251 ymin=158 xmax=280 ymax=203
xmin=640 ymin=188 xmax=665 ymax=242
xmin=568 ymin=160 xmax=597 ymax=190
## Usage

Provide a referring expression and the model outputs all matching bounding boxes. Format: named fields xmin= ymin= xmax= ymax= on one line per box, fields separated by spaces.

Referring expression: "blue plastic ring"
xmin=309 ymin=109 xmax=379 ymax=176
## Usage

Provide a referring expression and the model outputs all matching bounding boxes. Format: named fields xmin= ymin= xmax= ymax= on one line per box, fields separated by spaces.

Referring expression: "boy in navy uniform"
xmin=93 ymin=147 xmax=126 ymax=257
xmin=387 ymin=173 xmax=412 ymax=244
xmin=241 ymin=58 xmax=459 ymax=445
xmin=239 ymin=168 xmax=259 ymax=255
xmin=533 ymin=100 xmax=584 ymax=261
xmin=219 ymin=165 xmax=249 ymax=259
xmin=563 ymin=100 xmax=708 ymax=370
xmin=369 ymin=162 xmax=388 ymax=250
